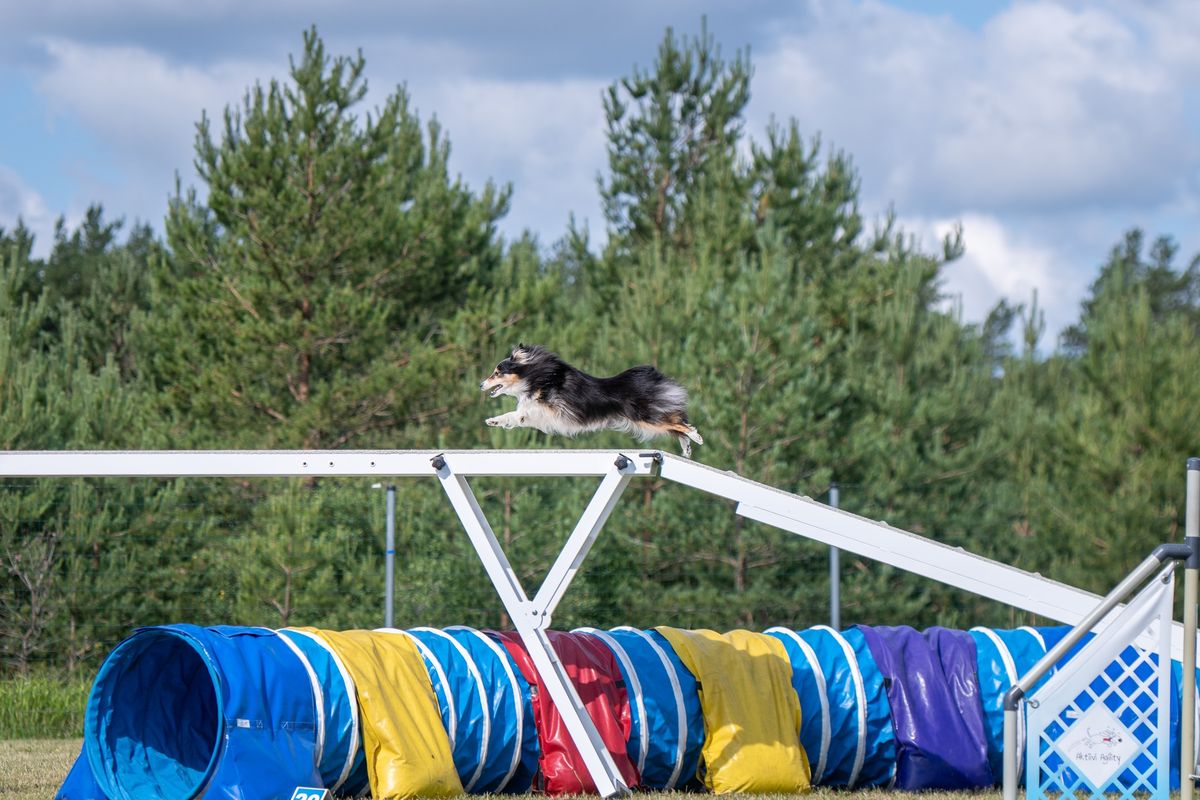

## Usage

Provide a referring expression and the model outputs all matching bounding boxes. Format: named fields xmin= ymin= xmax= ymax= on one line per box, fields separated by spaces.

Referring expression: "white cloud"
xmin=752 ymin=0 xmax=1200 ymax=214
xmin=29 ymin=38 xmax=282 ymax=231
xmin=0 ymin=165 xmax=61 ymax=255
xmin=417 ymin=77 xmax=609 ymax=241
xmin=29 ymin=34 xmax=609 ymax=245
xmin=0 ymin=166 xmax=48 ymax=224
xmin=1117 ymin=0 xmax=1200 ymax=73
xmin=747 ymin=0 xmax=1199 ymax=340
xmin=36 ymin=38 xmax=272 ymax=170
xmin=907 ymin=212 xmax=1087 ymax=342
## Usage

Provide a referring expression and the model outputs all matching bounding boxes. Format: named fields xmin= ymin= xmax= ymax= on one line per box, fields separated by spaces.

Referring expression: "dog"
xmin=480 ymin=344 xmax=704 ymax=457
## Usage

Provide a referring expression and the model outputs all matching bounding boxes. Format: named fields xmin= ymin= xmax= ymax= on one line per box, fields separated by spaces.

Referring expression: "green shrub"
xmin=0 ymin=674 xmax=91 ymax=738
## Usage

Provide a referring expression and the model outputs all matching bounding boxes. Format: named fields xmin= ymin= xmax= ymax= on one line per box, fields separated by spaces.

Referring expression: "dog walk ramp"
xmin=0 ymin=447 xmax=1184 ymax=798
xmin=653 ymin=453 xmax=1185 ymax=660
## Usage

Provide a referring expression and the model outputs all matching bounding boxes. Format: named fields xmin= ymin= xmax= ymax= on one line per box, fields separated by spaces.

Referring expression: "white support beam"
xmin=533 ymin=463 xmax=635 ymax=621
xmin=736 ymin=502 xmax=1101 ymax=625
xmin=435 ymin=467 xmax=532 ymax=616
xmin=0 ymin=449 xmax=660 ymax=478
xmin=434 ymin=453 xmax=631 ymax=798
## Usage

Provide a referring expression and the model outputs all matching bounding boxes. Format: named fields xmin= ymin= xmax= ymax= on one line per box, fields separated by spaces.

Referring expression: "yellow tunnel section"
xmin=310 ymin=629 xmax=464 ymax=800
xmin=657 ymin=627 xmax=811 ymax=793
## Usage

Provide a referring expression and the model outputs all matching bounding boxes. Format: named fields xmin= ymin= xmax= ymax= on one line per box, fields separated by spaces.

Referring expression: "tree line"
xmin=2 ymin=27 xmax=1198 ymax=675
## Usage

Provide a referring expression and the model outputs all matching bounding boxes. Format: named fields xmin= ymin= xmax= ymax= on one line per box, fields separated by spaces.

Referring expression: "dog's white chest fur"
xmin=484 ymin=399 xmax=571 ymax=436
xmin=485 ymin=397 xmax=631 ymax=438
xmin=515 ymin=398 xmax=576 ymax=436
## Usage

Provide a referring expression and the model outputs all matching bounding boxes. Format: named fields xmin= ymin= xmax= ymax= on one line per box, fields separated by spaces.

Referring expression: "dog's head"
xmin=480 ymin=344 xmax=543 ymax=398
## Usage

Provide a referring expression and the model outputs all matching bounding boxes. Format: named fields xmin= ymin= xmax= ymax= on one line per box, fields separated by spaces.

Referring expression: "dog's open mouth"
xmin=488 ymin=386 xmax=502 ymax=397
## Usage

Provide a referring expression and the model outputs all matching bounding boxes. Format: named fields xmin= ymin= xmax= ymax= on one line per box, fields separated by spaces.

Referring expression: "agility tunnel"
xmin=57 ymin=622 xmax=1195 ymax=799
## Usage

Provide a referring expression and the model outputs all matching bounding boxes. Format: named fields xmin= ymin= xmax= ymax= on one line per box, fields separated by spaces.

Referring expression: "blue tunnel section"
xmin=78 ymin=625 xmax=323 ymax=800
xmin=276 ymin=628 xmax=370 ymax=796
xmin=766 ymin=625 xmax=896 ymax=788
xmin=58 ymin=622 xmax=1197 ymax=798
xmin=970 ymin=625 xmax=1063 ymax=783
xmin=406 ymin=626 xmax=540 ymax=794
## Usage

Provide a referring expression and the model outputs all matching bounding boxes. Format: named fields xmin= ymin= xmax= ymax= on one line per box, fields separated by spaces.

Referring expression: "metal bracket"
xmin=639 ymin=450 xmax=663 ymax=478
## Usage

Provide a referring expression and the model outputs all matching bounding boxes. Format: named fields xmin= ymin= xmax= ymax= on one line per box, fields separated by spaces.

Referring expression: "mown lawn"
xmin=0 ymin=738 xmax=80 ymax=799
xmin=0 ymin=737 xmax=1010 ymax=800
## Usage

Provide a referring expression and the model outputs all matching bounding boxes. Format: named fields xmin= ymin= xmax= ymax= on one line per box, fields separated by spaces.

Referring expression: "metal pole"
xmin=1183 ymin=457 xmax=1200 ymax=800
xmin=830 ymin=483 xmax=841 ymax=631
xmin=1002 ymin=705 xmax=1019 ymax=800
xmin=385 ymin=484 xmax=396 ymax=630
xmin=1015 ymin=549 xmax=1180 ymax=697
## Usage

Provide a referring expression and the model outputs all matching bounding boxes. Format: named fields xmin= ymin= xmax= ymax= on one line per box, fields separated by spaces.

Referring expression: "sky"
xmin=1 ymin=0 xmax=1197 ymax=345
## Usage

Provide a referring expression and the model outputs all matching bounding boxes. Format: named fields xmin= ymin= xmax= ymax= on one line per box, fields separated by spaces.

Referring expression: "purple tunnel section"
xmin=858 ymin=625 xmax=993 ymax=791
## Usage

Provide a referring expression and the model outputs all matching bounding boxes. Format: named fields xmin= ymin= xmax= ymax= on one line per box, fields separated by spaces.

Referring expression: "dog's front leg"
xmin=485 ymin=411 xmax=526 ymax=429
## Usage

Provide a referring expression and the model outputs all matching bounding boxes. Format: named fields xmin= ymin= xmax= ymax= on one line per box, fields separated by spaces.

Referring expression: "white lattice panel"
xmin=1026 ymin=566 xmax=1175 ymax=800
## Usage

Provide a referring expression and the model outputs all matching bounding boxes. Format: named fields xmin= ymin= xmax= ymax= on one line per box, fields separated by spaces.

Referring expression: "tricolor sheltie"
xmin=480 ymin=344 xmax=704 ymax=457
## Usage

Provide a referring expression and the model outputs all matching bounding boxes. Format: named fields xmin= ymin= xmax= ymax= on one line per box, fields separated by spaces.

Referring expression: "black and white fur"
xmin=480 ymin=344 xmax=704 ymax=457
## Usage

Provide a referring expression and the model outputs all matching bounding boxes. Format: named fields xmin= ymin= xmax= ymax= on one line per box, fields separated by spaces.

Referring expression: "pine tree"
xmin=0 ymin=228 xmax=193 ymax=673
xmin=599 ymin=20 xmax=752 ymax=255
xmin=578 ymin=19 xmax=1030 ymax=629
xmin=146 ymin=27 xmax=510 ymax=450
xmin=1036 ymin=231 xmax=1200 ymax=594
xmin=39 ymin=206 xmax=164 ymax=376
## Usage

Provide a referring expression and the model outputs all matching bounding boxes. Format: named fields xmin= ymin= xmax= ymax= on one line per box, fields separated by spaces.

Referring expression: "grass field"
xmin=0 ymin=738 xmax=80 ymax=799
xmin=0 ymin=737 xmax=1010 ymax=800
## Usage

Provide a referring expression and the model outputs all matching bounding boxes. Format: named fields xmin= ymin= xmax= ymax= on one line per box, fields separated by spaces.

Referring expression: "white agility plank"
xmin=655 ymin=453 xmax=1186 ymax=660
xmin=0 ymin=449 xmax=660 ymax=478
xmin=1 ymin=448 xmax=1185 ymax=653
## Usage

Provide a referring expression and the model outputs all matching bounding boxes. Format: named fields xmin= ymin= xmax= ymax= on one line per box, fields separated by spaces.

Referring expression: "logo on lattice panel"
xmin=1038 ymin=715 xmax=1157 ymax=795
xmin=1036 ymin=649 xmax=1165 ymax=798
xmin=1061 ymin=705 xmax=1138 ymax=786
xmin=1045 ymin=654 xmax=1159 ymax=795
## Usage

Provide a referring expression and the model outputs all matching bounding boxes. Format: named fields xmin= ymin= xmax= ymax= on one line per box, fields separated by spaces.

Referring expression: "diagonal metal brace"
xmin=433 ymin=453 xmax=635 ymax=797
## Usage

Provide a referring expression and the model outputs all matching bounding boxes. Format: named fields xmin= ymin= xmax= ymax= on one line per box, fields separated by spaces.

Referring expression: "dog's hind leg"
xmin=677 ymin=434 xmax=693 ymax=458
xmin=666 ymin=421 xmax=702 ymax=457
